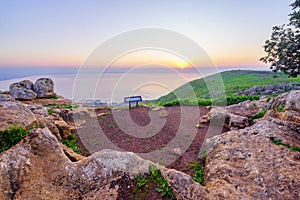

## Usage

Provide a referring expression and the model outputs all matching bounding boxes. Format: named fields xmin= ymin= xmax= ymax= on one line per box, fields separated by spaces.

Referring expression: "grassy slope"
xmin=158 ymin=70 xmax=300 ymax=103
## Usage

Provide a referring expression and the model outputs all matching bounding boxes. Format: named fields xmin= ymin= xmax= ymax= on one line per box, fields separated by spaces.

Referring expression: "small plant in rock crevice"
xmin=0 ymin=125 xmax=29 ymax=153
xmin=269 ymin=137 xmax=300 ymax=152
xmin=188 ymin=161 xmax=205 ymax=186
xmin=251 ymin=108 xmax=267 ymax=120
xmin=61 ymin=134 xmax=82 ymax=154
xmin=48 ymin=109 xmax=55 ymax=115
xmin=149 ymin=165 xmax=174 ymax=199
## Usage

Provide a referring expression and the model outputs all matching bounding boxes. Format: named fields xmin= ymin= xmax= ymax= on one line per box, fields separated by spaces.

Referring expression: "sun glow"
xmin=176 ymin=61 xmax=191 ymax=69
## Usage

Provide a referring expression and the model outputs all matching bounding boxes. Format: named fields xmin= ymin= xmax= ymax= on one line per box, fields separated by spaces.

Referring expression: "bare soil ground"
xmin=75 ymin=106 xmax=228 ymax=199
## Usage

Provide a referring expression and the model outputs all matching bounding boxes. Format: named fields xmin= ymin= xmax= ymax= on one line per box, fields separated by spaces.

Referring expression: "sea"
xmin=0 ymin=66 xmax=269 ymax=104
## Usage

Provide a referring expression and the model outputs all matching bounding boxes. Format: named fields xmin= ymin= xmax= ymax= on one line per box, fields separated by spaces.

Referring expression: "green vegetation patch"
xmin=130 ymin=166 xmax=174 ymax=199
xmin=52 ymin=93 xmax=59 ymax=99
xmin=159 ymin=95 xmax=260 ymax=107
xmin=44 ymin=104 xmax=80 ymax=109
xmin=251 ymin=108 xmax=267 ymax=120
xmin=269 ymin=137 xmax=300 ymax=152
xmin=187 ymin=161 xmax=205 ymax=186
xmin=61 ymin=134 xmax=83 ymax=154
xmin=158 ymin=70 xmax=300 ymax=104
xmin=0 ymin=125 xmax=29 ymax=153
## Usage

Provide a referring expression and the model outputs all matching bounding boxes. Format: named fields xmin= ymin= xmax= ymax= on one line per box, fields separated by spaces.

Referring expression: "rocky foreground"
xmin=0 ymin=79 xmax=299 ymax=199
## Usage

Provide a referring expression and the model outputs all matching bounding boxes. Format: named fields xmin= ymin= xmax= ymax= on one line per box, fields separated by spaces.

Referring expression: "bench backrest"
xmin=124 ymin=96 xmax=142 ymax=103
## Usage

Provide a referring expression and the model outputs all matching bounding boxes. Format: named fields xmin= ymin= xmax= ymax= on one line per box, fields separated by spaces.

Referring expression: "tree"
xmin=260 ymin=0 xmax=300 ymax=77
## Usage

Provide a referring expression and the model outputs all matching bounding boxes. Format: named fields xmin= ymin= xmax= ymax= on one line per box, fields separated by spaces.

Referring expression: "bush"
xmin=0 ymin=125 xmax=29 ymax=153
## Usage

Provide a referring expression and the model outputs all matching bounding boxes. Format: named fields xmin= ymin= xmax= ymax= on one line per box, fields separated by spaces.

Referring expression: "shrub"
xmin=0 ymin=125 xmax=29 ymax=153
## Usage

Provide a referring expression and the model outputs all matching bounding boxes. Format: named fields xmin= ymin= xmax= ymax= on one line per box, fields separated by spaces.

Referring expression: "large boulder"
xmin=199 ymin=106 xmax=249 ymax=130
xmin=226 ymin=96 xmax=268 ymax=118
xmin=0 ymin=94 xmax=37 ymax=131
xmin=204 ymin=120 xmax=300 ymax=199
xmin=9 ymin=80 xmax=37 ymax=100
xmin=285 ymin=90 xmax=300 ymax=112
xmin=0 ymin=128 xmax=153 ymax=200
xmin=0 ymin=127 xmax=209 ymax=200
xmin=34 ymin=78 xmax=54 ymax=98
xmin=26 ymin=104 xmax=61 ymax=140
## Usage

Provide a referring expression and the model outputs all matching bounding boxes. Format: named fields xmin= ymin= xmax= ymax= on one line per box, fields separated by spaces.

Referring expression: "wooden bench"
xmin=124 ymin=96 xmax=142 ymax=108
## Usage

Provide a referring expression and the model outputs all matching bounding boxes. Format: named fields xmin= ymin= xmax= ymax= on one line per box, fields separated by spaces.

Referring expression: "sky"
xmin=0 ymin=0 xmax=294 ymax=69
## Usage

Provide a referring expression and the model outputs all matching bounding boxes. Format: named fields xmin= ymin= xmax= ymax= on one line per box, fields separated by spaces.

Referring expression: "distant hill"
xmin=158 ymin=70 xmax=300 ymax=103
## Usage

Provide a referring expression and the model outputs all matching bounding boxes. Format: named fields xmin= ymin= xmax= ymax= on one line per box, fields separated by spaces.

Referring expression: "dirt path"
xmin=76 ymin=106 xmax=228 ymax=174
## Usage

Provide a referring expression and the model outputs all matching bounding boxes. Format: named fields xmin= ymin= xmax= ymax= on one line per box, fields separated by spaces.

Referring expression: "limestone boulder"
xmin=285 ymin=90 xmax=300 ymax=112
xmin=26 ymin=104 xmax=61 ymax=140
xmin=0 ymin=94 xmax=37 ymax=131
xmin=204 ymin=121 xmax=300 ymax=199
xmin=226 ymin=96 xmax=268 ymax=118
xmin=34 ymin=78 xmax=54 ymax=98
xmin=0 ymin=128 xmax=153 ymax=200
xmin=9 ymin=80 xmax=37 ymax=100
xmin=199 ymin=106 xmax=249 ymax=130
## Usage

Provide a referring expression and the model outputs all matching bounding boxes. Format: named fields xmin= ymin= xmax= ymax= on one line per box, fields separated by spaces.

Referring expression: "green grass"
xmin=277 ymin=106 xmax=285 ymax=112
xmin=251 ymin=108 xmax=267 ymax=120
xmin=188 ymin=162 xmax=205 ymax=186
xmin=150 ymin=165 xmax=174 ymax=199
xmin=0 ymin=125 xmax=29 ymax=153
xmin=108 ymin=122 xmax=116 ymax=129
xmin=159 ymin=95 xmax=261 ymax=107
xmin=48 ymin=109 xmax=55 ymax=114
xmin=52 ymin=93 xmax=59 ymax=99
xmin=45 ymin=104 xmax=79 ymax=109
xmin=158 ymin=70 xmax=300 ymax=104
xmin=61 ymin=134 xmax=82 ymax=154
xmin=130 ymin=166 xmax=174 ymax=199
xmin=269 ymin=137 xmax=300 ymax=152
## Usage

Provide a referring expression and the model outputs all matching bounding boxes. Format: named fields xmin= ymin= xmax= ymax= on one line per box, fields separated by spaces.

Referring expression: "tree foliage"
xmin=260 ymin=0 xmax=300 ymax=77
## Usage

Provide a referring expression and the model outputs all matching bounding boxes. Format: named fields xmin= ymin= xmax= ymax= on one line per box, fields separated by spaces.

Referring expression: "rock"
xmin=54 ymin=118 xmax=73 ymax=139
xmin=162 ymin=169 xmax=207 ymax=199
xmin=9 ymin=80 xmax=37 ymax=100
xmin=226 ymin=97 xmax=268 ymax=118
xmin=199 ymin=107 xmax=249 ymax=130
xmin=0 ymin=94 xmax=15 ymax=102
xmin=0 ymin=128 xmax=154 ymax=200
xmin=266 ymin=92 xmax=289 ymax=111
xmin=235 ymin=83 xmax=300 ymax=96
xmin=152 ymin=106 xmax=165 ymax=111
xmin=204 ymin=121 xmax=300 ymax=199
xmin=61 ymin=143 xmax=85 ymax=161
xmin=26 ymin=104 xmax=61 ymax=140
xmin=0 ymin=97 xmax=37 ymax=131
xmin=227 ymin=113 xmax=249 ymax=130
xmin=20 ymin=96 xmax=72 ymax=106
xmin=173 ymin=148 xmax=182 ymax=156
xmin=159 ymin=109 xmax=168 ymax=118
xmin=285 ymin=90 xmax=300 ymax=112
xmin=34 ymin=78 xmax=54 ymax=98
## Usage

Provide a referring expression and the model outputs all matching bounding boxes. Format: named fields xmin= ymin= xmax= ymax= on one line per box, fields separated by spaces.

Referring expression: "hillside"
xmin=158 ymin=70 xmax=300 ymax=103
